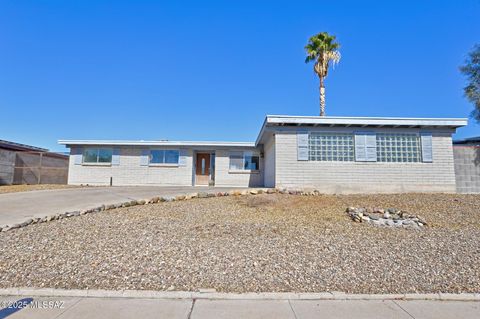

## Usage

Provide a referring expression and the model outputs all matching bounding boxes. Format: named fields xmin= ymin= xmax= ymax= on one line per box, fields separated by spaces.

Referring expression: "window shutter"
xmin=112 ymin=148 xmax=121 ymax=166
xmin=179 ymin=149 xmax=187 ymax=166
xmin=73 ymin=147 xmax=83 ymax=165
xmin=354 ymin=134 xmax=366 ymax=161
xmin=355 ymin=132 xmax=377 ymax=162
xmin=297 ymin=132 xmax=309 ymax=161
xmin=421 ymin=133 xmax=433 ymax=162
xmin=140 ymin=149 xmax=149 ymax=166
xmin=365 ymin=133 xmax=377 ymax=162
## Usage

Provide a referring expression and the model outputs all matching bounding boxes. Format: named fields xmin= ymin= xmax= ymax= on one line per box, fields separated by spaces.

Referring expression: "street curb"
xmin=0 ymin=288 xmax=479 ymax=301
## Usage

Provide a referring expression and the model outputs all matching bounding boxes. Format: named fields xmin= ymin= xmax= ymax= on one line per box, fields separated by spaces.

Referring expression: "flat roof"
xmin=255 ymin=115 xmax=468 ymax=145
xmin=59 ymin=115 xmax=468 ymax=149
xmin=453 ymin=136 xmax=480 ymax=145
xmin=58 ymin=140 xmax=256 ymax=148
xmin=265 ymin=115 xmax=468 ymax=127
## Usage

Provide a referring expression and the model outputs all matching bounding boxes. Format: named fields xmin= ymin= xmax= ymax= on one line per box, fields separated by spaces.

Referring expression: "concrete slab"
xmin=56 ymin=298 xmax=192 ymax=319
xmin=191 ymin=300 xmax=296 ymax=319
xmin=395 ymin=300 xmax=480 ymax=319
xmin=0 ymin=296 xmax=81 ymax=319
xmin=0 ymin=186 xmax=240 ymax=226
xmin=290 ymin=300 xmax=411 ymax=319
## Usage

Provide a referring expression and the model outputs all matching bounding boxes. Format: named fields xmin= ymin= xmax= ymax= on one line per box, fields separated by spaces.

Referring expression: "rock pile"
xmin=346 ymin=207 xmax=427 ymax=229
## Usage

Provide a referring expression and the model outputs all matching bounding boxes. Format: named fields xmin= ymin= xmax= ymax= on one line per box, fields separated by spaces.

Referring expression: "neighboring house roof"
xmin=255 ymin=115 xmax=468 ymax=145
xmin=453 ymin=136 xmax=480 ymax=145
xmin=58 ymin=140 xmax=256 ymax=148
xmin=59 ymin=115 xmax=468 ymax=148
xmin=0 ymin=139 xmax=48 ymax=152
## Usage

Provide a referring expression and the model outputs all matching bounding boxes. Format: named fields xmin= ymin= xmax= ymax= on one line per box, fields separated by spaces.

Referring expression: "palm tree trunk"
xmin=319 ymin=76 xmax=326 ymax=116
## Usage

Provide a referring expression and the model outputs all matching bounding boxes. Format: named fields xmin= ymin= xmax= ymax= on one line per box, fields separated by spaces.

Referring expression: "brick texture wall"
xmin=67 ymin=147 xmax=264 ymax=187
xmin=453 ymin=145 xmax=480 ymax=193
xmin=273 ymin=128 xmax=457 ymax=193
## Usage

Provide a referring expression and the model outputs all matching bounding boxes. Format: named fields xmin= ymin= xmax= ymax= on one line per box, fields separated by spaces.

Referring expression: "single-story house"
xmin=453 ymin=136 xmax=480 ymax=193
xmin=59 ymin=115 xmax=467 ymax=193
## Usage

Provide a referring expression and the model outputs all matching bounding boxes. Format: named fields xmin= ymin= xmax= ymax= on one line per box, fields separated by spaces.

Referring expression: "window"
xmin=150 ymin=150 xmax=179 ymax=164
xmin=376 ymin=133 xmax=421 ymax=162
xmin=229 ymin=151 xmax=260 ymax=170
xmin=308 ymin=133 xmax=354 ymax=161
xmin=83 ymin=148 xmax=113 ymax=163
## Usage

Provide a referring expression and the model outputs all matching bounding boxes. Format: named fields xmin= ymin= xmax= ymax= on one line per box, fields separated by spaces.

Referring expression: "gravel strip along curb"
xmin=0 ymin=288 xmax=478 ymax=301
xmin=0 ymin=188 xmax=318 ymax=232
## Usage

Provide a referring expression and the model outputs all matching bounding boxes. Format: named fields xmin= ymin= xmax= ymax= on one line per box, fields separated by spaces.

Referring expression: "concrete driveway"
xmin=0 ymin=186 xmax=241 ymax=226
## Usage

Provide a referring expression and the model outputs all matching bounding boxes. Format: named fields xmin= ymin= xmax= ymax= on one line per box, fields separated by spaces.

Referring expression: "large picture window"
xmin=83 ymin=148 xmax=113 ymax=163
xmin=229 ymin=151 xmax=260 ymax=170
xmin=150 ymin=150 xmax=180 ymax=164
xmin=376 ymin=133 xmax=421 ymax=162
xmin=308 ymin=133 xmax=354 ymax=161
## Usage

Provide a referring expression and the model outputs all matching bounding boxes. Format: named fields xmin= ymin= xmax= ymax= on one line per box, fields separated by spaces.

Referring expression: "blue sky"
xmin=1 ymin=0 xmax=479 ymax=152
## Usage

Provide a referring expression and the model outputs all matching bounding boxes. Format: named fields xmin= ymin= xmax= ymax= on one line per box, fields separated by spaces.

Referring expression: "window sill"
xmin=82 ymin=163 xmax=112 ymax=167
xmin=149 ymin=163 xmax=179 ymax=167
xmin=228 ymin=170 xmax=260 ymax=174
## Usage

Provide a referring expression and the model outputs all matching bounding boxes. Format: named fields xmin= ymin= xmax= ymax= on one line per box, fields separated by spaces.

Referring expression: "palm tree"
xmin=305 ymin=32 xmax=341 ymax=116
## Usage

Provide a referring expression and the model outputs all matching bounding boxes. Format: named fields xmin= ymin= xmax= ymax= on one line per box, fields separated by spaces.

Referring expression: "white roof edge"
xmin=265 ymin=115 xmax=468 ymax=127
xmin=254 ymin=115 xmax=468 ymax=146
xmin=58 ymin=140 xmax=256 ymax=148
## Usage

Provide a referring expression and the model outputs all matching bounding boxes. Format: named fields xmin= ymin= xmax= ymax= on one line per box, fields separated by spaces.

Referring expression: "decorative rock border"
xmin=0 ymin=188 xmax=323 ymax=232
xmin=346 ymin=207 xmax=427 ymax=229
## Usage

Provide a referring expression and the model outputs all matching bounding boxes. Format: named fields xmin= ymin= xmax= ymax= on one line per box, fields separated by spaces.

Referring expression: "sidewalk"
xmin=1 ymin=295 xmax=479 ymax=319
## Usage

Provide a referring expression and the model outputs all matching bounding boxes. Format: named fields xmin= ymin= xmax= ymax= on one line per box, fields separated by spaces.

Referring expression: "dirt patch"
xmin=0 ymin=184 xmax=79 ymax=194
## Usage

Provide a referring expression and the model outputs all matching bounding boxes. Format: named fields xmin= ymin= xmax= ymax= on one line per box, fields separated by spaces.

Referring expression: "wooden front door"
xmin=195 ymin=153 xmax=210 ymax=185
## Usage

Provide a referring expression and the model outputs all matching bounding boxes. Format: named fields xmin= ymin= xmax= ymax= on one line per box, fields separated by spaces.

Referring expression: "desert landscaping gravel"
xmin=1 ymin=193 xmax=479 ymax=293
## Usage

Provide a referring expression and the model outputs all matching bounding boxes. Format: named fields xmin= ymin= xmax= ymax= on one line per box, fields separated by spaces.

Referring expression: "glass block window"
xmin=308 ymin=133 xmax=355 ymax=161
xmin=376 ymin=133 xmax=421 ymax=162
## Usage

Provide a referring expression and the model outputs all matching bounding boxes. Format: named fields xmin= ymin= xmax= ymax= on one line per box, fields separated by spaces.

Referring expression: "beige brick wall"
xmin=67 ymin=146 xmax=264 ymax=187
xmin=214 ymin=149 xmax=263 ymax=187
xmin=263 ymin=135 xmax=275 ymax=188
xmin=274 ymin=128 xmax=457 ymax=193
xmin=68 ymin=147 xmax=193 ymax=186
xmin=453 ymin=145 xmax=480 ymax=193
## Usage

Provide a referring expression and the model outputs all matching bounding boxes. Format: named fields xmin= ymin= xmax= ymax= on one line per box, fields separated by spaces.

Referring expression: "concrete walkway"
xmin=0 ymin=296 xmax=478 ymax=319
xmin=0 ymin=186 xmax=240 ymax=226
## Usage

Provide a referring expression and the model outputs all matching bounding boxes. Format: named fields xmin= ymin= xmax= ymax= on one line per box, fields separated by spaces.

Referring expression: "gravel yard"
xmin=1 ymin=193 xmax=479 ymax=293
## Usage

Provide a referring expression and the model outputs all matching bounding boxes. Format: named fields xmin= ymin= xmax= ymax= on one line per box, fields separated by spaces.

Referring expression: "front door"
xmin=195 ymin=153 xmax=210 ymax=186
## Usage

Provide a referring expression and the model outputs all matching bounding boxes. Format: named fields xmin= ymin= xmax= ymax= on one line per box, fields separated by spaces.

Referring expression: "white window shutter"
xmin=421 ymin=133 xmax=433 ymax=162
xmin=297 ymin=132 xmax=309 ymax=161
xmin=354 ymin=134 xmax=367 ymax=161
xmin=365 ymin=133 xmax=377 ymax=162
xmin=179 ymin=150 xmax=188 ymax=166
xmin=73 ymin=147 xmax=83 ymax=165
xmin=140 ymin=149 xmax=149 ymax=166
xmin=111 ymin=148 xmax=120 ymax=165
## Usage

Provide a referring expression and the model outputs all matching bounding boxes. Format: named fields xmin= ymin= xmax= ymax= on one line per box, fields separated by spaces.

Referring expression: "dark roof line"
xmin=0 ymin=139 xmax=49 ymax=152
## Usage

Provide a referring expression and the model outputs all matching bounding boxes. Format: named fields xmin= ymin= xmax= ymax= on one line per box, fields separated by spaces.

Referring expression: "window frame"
xmin=375 ymin=132 xmax=422 ymax=163
xmin=82 ymin=147 xmax=113 ymax=165
xmin=149 ymin=149 xmax=180 ymax=166
xmin=229 ymin=151 xmax=260 ymax=172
